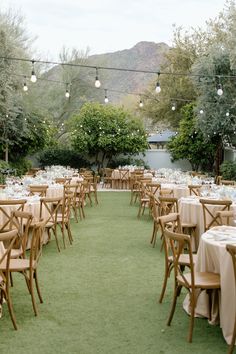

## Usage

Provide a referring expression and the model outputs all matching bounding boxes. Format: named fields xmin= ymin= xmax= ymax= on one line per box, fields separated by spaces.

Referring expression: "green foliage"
xmin=108 ymin=156 xmax=149 ymax=169
xmin=69 ymin=102 xmax=148 ymax=168
xmin=220 ymin=160 xmax=236 ymax=180
xmin=38 ymin=148 xmax=90 ymax=169
xmin=10 ymin=158 xmax=32 ymax=176
xmin=167 ymin=104 xmax=217 ymax=171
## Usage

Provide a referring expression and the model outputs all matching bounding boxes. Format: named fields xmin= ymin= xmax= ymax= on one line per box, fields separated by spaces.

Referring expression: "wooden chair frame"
xmin=164 ymin=228 xmax=220 ymax=342
xmin=199 ymin=199 xmax=232 ymax=232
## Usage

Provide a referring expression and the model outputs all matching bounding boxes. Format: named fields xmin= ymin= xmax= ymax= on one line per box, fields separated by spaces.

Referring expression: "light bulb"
xmin=155 ymin=82 xmax=161 ymax=93
xmin=226 ymin=111 xmax=230 ymax=117
xmin=65 ymin=90 xmax=70 ymax=98
xmin=104 ymin=96 xmax=109 ymax=103
xmin=95 ymin=77 xmax=101 ymax=88
xmin=30 ymin=70 xmax=37 ymax=83
xmin=171 ymin=105 xmax=176 ymax=111
xmin=139 ymin=100 xmax=143 ymax=108
xmin=23 ymin=83 xmax=28 ymax=92
xmin=199 ymin=109 xmax=204 ymax=114
xmin=217 ymin=84 xmax=223 ymax=96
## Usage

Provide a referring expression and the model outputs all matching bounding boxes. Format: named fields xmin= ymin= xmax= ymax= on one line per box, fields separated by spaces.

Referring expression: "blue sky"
xmin=2 ymin=0 xmax=228 ymax=59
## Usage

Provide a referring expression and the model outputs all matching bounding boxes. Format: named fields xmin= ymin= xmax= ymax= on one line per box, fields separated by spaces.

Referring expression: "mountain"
xmin=87 ymin=41 xmax=169 ymax=103
xmin=44 ymin=41 xmax=169 ymax=107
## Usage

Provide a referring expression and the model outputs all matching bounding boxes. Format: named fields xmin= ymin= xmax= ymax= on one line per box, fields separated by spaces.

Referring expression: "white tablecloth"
xmin=184 ymin=226 xmax=236 ymax=344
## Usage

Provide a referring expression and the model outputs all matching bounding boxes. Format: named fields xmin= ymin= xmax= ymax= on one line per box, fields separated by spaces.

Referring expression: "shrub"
xmin=10 ymin=158 xmax=32 ymax=177
xmin=219 ymin=160 xmax=236 ymax=180
xmin=38 ymin=148 xmax=90 ymax=169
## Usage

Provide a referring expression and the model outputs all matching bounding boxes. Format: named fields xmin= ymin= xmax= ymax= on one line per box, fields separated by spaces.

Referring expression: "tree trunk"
xmin=5 ymin=143 xmax=8 ymax=163
xmin=215 ymin=140 xmax=223 ymax=176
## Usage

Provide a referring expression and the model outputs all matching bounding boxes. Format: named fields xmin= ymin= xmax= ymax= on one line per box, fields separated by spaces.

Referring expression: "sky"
xmin=1 ymin=0 xmax=229 ymax=60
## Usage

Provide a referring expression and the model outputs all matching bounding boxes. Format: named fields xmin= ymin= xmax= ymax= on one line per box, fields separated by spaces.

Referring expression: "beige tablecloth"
xmin=184 ymin=226 xmax=236 ymax=345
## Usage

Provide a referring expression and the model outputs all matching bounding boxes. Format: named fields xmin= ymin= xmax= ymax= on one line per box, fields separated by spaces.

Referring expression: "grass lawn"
xmin=0 ymin=192 xmax=228 ymax=354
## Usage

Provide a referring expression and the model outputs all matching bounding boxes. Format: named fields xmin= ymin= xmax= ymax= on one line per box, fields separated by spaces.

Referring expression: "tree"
xmin=69 ymin=102 xmax=148 ymax=169
xmin=167 ymin=104 xmax=217 ymax=171
xmin=192 ymin=45 xmax=236 ymax=175
xmin=141 ymin=4 xmax=232 ymax=130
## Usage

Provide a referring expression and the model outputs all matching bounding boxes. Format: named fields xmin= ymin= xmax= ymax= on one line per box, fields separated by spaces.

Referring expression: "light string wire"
xmin=2 ymin=55 xmax=236 ymax=80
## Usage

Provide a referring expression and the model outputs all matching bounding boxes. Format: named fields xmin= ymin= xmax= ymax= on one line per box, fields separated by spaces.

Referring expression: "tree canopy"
xmin=69 ymin=102 xmax=148 ymax=168
xmin=167 ymin=104 xmax=217 ymax=171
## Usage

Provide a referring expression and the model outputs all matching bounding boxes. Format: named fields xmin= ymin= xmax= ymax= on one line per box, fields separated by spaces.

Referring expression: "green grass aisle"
xmin=0 ymin=192 xmax=227 ymax=354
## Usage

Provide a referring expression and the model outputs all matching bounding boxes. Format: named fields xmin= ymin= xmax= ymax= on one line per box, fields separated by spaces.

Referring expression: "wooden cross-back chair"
xmin=159 ymin=196 xmax=197 ymax=249
xmin=149 ymin=193 xmax=161 ymax=247
xmin=145 ymin=182 xmax=161 ymax=196
xmin=164 ymin=228 xmax=220 ymax=343
xmin=103 ymin=168 xmax=113 ymax=189
xmin=226 ymin=244 xmax=236 ymax=354
xmin=119 ymin=169 xmax=129 ymax=189
xmin=29 ymin=185 xmax=48 ymax=197
xmin=0 ymin=199 xmax=27 ymax=233
xmin=63 ymin=183 xmax=80 ymax=222
xmin=199 ymin=198 xmax=232 ymax=232
xmin=56 ymin=192 xmax=73 ymax=248
xmin=188 ymin=185 xmax=202 ymax=196
xmin=160 ymin=188 xmax=174 ymax=197
xmin=137 ymin=181 xmax=153 ymax=218
xmin=0 ymin=220 xmax=47 ymax=321
xmin=158 ymin=213 xmax=197 ymax=303
xmin=55 ymin=177 xmax=72 ymax=185
xmin=221 ymin=180 xmax=235 ymax=186
xmin=0 ymin=229 xmax=18 ymax=329
xmin=10 ymin=211 xmax=33 ymax=258
xmin=40 ymin=196 xmax=62 ymax=252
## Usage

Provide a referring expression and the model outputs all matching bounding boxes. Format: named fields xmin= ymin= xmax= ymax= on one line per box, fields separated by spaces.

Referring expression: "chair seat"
xmin=10 ymin=248 xmax=23 ymax=258
xmin=177 ymin=271 xmax=220 ymax=289
xmin=0 ymin=258 xmax=37 ymax=271
xmin=168 ymin=254 xmax=197 ymax=266
xmin=182 ymin=222 xmax=197 ymax=229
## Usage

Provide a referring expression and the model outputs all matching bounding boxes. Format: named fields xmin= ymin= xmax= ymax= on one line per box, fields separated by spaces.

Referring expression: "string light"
xmin=199 ymin=109 xmax=204 ymax=114
xmin=217 ymin=83 xmax=223 ymax=96
xmin=139 ymin=99 xmax=144 ymax=108
xmin=171 ymin=103 xmax=176 ymax=111
xmin=65 ymin=83 xmax=70 ymax=98
xmin=226 ymin=111 xmax=230 ymax=117
xmin=104 ymin=89 xmax=109 ymax=103
xmin=30 ymin=60 xmax=37 ymax=83
xmin=95 ymin=67 xmax=101 ymax=88
xmin=23 ymin=76 xmax=28 ymax=92
xmin=155 ymin=72 xmax=161 ymax=93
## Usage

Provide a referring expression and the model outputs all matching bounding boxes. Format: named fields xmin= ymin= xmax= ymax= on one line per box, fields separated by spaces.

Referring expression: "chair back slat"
xmin=199 ymin=199 xmax=232 ymax=231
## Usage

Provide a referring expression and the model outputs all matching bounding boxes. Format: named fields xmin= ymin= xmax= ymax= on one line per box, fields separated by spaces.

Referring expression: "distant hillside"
xmin=87 ymin=41 xmax=169 ymax=103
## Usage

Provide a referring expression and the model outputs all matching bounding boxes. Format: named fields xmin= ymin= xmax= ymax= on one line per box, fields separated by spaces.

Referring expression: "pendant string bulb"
xmin=65 ymin=83 xmax=70 ymax=98
xmin=104 ymin=89 xmax=109 ymax=103
xmin=30 ymin=60 xmax=37 ymax=83
xmin=95 ymin=67 xmax=101 ymax=88
xmin=23 ymin=76 xmax=28 ymax=92
xmin=155 ymin=72 xmax=161 ymax=93
xmin=139 ymin=96 xmax=143 ymax=108
xmin=217 ymin=76 xmax=223 ymax=96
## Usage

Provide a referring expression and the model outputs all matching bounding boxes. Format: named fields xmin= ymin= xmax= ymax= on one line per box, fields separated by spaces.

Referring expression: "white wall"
xmin=140 ymin=149 xmax=192 ymax=171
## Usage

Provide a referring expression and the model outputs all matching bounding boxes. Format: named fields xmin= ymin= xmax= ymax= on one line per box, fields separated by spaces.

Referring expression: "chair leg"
xmin=34 ymin=270 xmax=43 ymax=303
xmin=167 ymin=284 xmax=182 ymax=326
xmin=52 ymin=227 xmax=61 ymax=252
xmin=188 ymin=291 xmax=196 ymax=343
xmin=65 ymin=223 xmax=73 ymax=244
xmin=159 ymin=263 xmax=171 ymax=303
xmin=30 ymin=272 xmax=38 ymax=316
xmin=4 ymin=288 xmax=17 ymax=330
